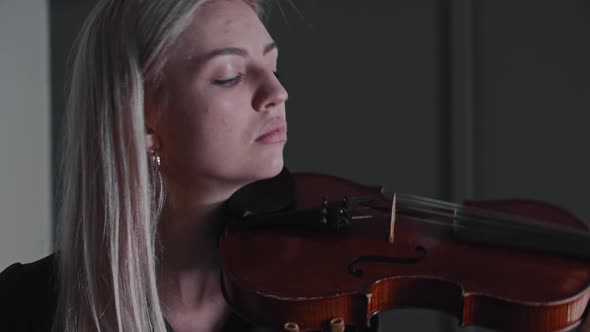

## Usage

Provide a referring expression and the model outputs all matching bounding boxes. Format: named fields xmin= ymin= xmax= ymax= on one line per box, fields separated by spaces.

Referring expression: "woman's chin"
xmin=244 ymin=143 xmax=286 ymax=179
xmin=251 ymin=155 xmax=284 ymax=180
xmin=212 ymin=150 xmax=285 ymax=188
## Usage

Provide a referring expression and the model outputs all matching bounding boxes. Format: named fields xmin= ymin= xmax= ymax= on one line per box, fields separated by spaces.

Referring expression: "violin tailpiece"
xmin=236 ymin=198 xmax=353 ymax=232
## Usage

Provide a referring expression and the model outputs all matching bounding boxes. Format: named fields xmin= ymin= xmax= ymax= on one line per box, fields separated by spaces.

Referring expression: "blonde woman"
xmin=0 ymin=0 xmax=288 ymax=331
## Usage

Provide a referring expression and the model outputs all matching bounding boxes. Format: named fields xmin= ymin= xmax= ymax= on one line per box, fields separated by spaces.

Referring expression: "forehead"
xmin=175 ymin=0 xmax=271 ymax=56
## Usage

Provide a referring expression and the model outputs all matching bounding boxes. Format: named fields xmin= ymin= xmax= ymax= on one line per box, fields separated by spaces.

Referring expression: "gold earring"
xmin=146 ymin=129 xmax=161 ymax=169
xmin=151 ymin=146 xmax=161 ymax=169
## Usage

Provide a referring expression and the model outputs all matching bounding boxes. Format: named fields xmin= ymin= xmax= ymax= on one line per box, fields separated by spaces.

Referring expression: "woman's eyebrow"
xmin=263 ymin=42 xmax=278 ymax=55
xmin=201 ymin=41 xmax=278 ymax=62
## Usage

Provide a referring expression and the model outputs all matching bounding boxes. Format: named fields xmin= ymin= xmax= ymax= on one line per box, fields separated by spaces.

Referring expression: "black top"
xmin=0 ymin=254 xmax=259 ymax=332
xmin=0 ymin=169 xmax=295 ymax=331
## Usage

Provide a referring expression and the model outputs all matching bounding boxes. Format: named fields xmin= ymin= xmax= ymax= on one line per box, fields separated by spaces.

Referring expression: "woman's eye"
xmin=213 ymin=74 xmax=243 ymax=87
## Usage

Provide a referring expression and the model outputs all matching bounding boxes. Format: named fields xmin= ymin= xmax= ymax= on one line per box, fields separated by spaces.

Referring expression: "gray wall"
xmin=473 ymin=0 xmax=590 ymax=218
xmin=8 ymin=0 xmax=586 ymax=331
xmin=0 ymin=1 xmax=51 ymax=269
xmin=269 ymin=0 xmax=446 ymax=200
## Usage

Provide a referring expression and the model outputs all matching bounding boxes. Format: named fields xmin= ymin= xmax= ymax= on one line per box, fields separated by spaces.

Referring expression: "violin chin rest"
xmin=225 ymin=166 xmax=296 ymax=217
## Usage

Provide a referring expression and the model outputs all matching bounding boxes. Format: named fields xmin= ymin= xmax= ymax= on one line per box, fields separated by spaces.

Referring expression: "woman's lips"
xmin=255 ymin=126 xmax=287 ymax=143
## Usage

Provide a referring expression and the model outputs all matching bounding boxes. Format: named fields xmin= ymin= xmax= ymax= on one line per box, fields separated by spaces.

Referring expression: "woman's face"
xmin=149 ymin=0 xmax=288 ymax=202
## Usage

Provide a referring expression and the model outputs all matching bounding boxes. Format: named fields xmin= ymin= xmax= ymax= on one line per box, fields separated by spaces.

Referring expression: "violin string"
xmin=349 ymin=202 xmax=546 ymax=236
xmin=350 ymin=207 xmax=571 ymax=240
xmin=348 ymin=193 xmax=590 ymax=241
xmin=396 ymin=203 xmax=567 ymax=236
xmin=346 ymin=194 xmax=590 ymax=261
xmin=394 ymin=193 xmax=589 ymax=238
xmin=350 ymin=208 xmax=468 ymax=229
xmin=351 ymin=215 xmax=375 ymax=220
xmin=398 ymin=194 xmax=590 ymax=239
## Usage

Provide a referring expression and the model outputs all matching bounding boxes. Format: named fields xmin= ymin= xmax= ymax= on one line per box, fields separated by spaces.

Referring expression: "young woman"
xmin=0 ymin=0 xmax=288 ymax=331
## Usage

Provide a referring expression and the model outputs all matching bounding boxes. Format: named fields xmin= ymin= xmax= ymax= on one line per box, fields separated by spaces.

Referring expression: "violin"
xmin=218 ymin=167 xmax=590 ymax=332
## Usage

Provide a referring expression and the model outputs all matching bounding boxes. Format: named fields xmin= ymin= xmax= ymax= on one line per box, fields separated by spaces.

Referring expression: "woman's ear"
xmin=144 ymin=86 xmax=165 ymax=153
xmin=145 ymin=128 xmax=160 ymax=151
xmin=144 ymin=81 xmax=166 ymax=137
xmin=145 ymin=127 xmax=161 ymax=169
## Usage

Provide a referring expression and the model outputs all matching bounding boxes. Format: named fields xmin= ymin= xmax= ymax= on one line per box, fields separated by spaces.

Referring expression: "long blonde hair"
xmin=55 ymin=0 xmax=260 ymax=331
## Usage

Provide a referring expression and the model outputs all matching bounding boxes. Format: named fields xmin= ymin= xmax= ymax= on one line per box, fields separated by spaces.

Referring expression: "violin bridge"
xmin=388 ymin=193 xmax=397 ymax=244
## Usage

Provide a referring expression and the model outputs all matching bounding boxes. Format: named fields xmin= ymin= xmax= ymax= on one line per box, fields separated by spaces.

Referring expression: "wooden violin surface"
xmin=219 ymin=170 xmax=590 ymax=332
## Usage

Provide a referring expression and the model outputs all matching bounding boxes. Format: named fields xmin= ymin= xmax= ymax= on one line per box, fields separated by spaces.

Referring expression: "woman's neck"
xmin=156 ymin=200 xmax=230 ymax=331
xmin=157 ymin=202 xmax=223 ymax=271
xmin=155 ymin=177 xmax=246 ymax=324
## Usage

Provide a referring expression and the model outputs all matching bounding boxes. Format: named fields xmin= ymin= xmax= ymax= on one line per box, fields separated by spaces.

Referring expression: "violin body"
xmin=219 ymin=169 xmax=590 ymax=332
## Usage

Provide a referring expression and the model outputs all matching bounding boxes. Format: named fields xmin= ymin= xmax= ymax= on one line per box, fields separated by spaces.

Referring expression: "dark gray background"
xmin=49 ymin=0 xmax=590 ymax=331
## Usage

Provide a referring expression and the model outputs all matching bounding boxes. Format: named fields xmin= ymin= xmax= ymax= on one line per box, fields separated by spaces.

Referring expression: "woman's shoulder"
xmin=1 ymin=253 xmax=56 ymax=277
xmin=0 ymin=253 xmax=57 ymax=296
xmin=0 ymin=254 xmax=58 ymax=331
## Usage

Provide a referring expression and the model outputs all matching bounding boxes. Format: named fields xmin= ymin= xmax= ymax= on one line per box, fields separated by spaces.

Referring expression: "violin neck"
xmin=453 ymin=212 xmax=590 ymax=260
xmin=393 ymin=193 xmax=590 ymax=260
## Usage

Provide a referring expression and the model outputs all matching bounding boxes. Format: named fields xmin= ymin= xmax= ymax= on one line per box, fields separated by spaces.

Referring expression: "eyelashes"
xmin=213 ymin=73 xmax=244 ymax=87
xmin=212 ymin=71 xmax=282 ymax=88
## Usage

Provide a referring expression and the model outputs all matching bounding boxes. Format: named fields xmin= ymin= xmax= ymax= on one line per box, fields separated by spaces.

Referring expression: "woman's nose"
xmin=252 ymin=71 xmax=289 ymax=112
